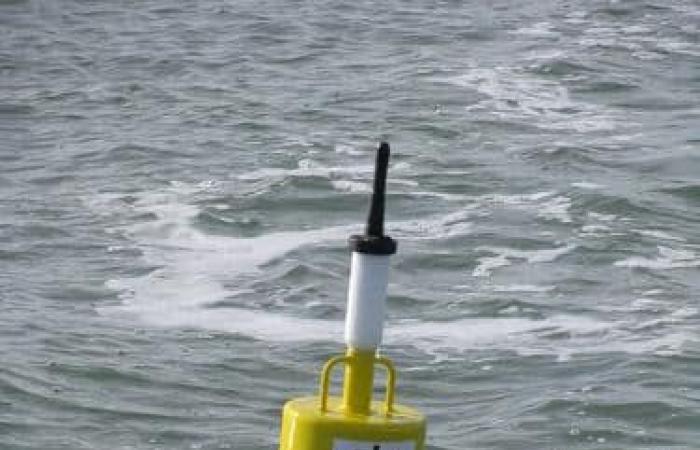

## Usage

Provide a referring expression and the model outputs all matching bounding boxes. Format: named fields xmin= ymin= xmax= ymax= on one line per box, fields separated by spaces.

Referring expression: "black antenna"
xmin=366 ymin=142 xmax=390 ymax=237
xmin=348 ymin=142 xmax=397 ymax=255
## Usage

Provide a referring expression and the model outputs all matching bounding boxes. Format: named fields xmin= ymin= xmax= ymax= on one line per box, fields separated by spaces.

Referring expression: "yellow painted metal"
xmin=341 ymin=348 xmax=376 ymax=415
xmin=279 ymin=350 xmax=426 ymax=450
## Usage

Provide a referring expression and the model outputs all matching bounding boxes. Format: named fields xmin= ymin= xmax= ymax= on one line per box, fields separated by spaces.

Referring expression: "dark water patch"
xmin=0 ymin=103 xmax=34 ymax=116
xmin=578 ymin=192 xmax=660 ymax=219
xmin=193 ymin=209 xmax=263 ymax=236
xmin=74 ymin=144 xmax=195 ymax=163
xmin=643 ymin=2 xmax=674 ymax=12
xmin=0 ymin=367 xmax=68 ymax=407
xmin=262 ymin=260 xmax=339 ymax=284
xmin=3 ymin=163 xmax=46 ymax=174
xmin=573 ymin=79 xmax=640 ymax=93
xmin=34 ymin=88 xmax=86 ymax=103
xmin=466 ymin=298 xmax=548 ymax=319
xmin=612 ymin=97 xmax=698 ymax=111
xmin=524 ymin=144 xmax=602 ymax=167
xmin=661 ymin=184 xmax=700 ymax=204
xmin=403 ymin=122 xmax=463 ymax=140
xmin=592 ymin=5 xmax=639 ymax=18
xmin=388 ymin=293 xmax=434 ymax=309
xmin=253 ymin=187 xmax=368 ymax=219
xmin=264 ymin=51 xmax=321 ymax=65
xmin=583 ymin=399 xmax=683 ymax=421
xmin=397 ymin=251 xmax=475 ymax=272
xmin=0 ymin=152 xmax=22 ymax=162
xmin=528 ymin=59 xmax=598 ymax=77
xmin=234 ymin=120 xmax=276 ymax=132
xmin=27 ymin=174 xmax=76 ymax=186
xmin=47 ymin=362 xmax=159 ymax=388
xmin=0 ymin=249 xmax=37 ymax=261
xmin=53 ymin=399 xmax=198 ymax=423
xmin=472 ymin=118 xmax=550 ymax=134
xmin=147 ymin=6 xmax=185 ymax=15
xmin=13 ymin=224 xmax=72 ymax=240
xmin=454 ymin=29 xmax=497 ymax=41
xmin=44 ymin=285 xmax=111 ymax=303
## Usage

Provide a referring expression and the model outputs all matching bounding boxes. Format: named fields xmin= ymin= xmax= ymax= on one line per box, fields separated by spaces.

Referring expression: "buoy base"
xmin=279 ymin=396 xmax=426 ymax=450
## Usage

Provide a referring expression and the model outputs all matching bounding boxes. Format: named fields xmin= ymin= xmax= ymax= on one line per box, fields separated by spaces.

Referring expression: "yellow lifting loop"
xmin=319 ymin=355 xmax=349 ymax=412
xmin=375 ymin=355 xmax=396 ymax=415
xmin=318 ymin=353 xmax=397 ymax=416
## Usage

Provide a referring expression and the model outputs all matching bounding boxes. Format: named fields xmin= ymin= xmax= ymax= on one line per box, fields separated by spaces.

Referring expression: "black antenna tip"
xmin=367 ymin=142 xmax=389 ymax=237
xmin=348 ymin=142 xmax=397 ymax=255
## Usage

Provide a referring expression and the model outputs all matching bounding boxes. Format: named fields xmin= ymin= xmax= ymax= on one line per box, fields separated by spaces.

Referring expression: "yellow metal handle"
xmin=319 ymin=355 xmax=349 ymax=412
xmin=375 ymin=356 xmax=396 ymax=415
xmin=319 ymin=353 xmax=396 ymax=416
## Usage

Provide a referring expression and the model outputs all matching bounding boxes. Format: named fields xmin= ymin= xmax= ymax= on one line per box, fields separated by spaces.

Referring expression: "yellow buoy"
xmin=278 ymin=143 xmax=427 ymax=450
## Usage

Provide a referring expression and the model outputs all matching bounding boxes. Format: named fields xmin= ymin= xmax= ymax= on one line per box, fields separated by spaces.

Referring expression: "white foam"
xmin=587 ymin=211 xmax=617 ymax=222
xmin=536 ymin=195 xmax=573 ymax=223
xmin=388 ymin=314 xmax=691 ymax=362
xmin=571 ymin=181 xmax=604 ymax=190
xmin=330 ymin=180 xmax=372 ymax=193
xmin=97 ymin=184 xmax=477 ymax=329
xmin=472 ymin=254 xmax=511 ymax=277
xmin=656 ymin=39 xmax=700 ymax=58
xmin=641 ymin=289 xmax=664 ymax=297
xmin=237 ymin=159 xmax=374 ymax=182
xmin=95 ymin=185 xmax=694 ymax=360
xmin=443 ymin=67 xmax=618 ymax=132
xmin=392 ymin=209 xmax=473 ymax=240
xmin=509 ymin=22 xmax=560 ymax=38
xmin=671 ymin=307 xmax=699 ymax=320
xmin=615 ymin=246 xmax=700 ymax=270
xmin=580 ymin=224 xmax=611 ymax=234
xmin=334 ymin=143 xmax=364 ymax=156
xmin=405 ymin=190 xmax=468 ymax=201
xmin=578 ymin=23 xmax=699 ymax=62
xmin=632 ymin=229 xmax=687 ymax=243
xmin=389 ymin=178 xmax=419 ymax=187
xmin=632 ymin=50 xmax=665 ymax=61
xmin=473 ymin=244 xmax=576 ymax=277
xmin=622 ymin=25 xmax=653 ymax=35
xmin=488 ymin=191 xmax=556 ymax=205
xmin=104 ymin=303 xmax=695 ymax=362
xmin=483 ymin=191 xmax=573 ymax=224
xmin=492 ymin=284 xmax=555 ymax=293
xmin=112 ymin=305 xmax=342 ymax=342
xmin=238 ymin=159 xmax=428 ymax=198
xmin=563 ymin=14 xmax=587 ymax=26
xmin=96 ymin=184 xmax=353 ymax=329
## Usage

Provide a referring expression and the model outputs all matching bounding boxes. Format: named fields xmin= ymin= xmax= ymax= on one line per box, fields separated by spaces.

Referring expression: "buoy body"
xmin=279 ymin=349 xmax=426 ymax=450
xmin=280 ymin=396 xmax=425 ymax=450
xmin=278 ymin=143 xmax=427 ymax=450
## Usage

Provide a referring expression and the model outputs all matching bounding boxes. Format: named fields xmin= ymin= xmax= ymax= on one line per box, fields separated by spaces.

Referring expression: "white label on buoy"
xmin=332 ymin=439 xmax=415 ymax=450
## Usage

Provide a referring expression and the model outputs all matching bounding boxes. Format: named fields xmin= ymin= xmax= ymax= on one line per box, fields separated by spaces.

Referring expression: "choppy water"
xmin=2 ymin=0 xmax=700 ymax=449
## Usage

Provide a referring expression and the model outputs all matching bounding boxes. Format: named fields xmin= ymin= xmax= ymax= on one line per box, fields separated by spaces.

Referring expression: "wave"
xmin=482 ymin=191 xmax=574 ymax=224
xmin=92 ymin=182 xmax=695 ymax=362
xmin=472 ymin=244 xmax=577 ymax=277
xmin=440 ymin=66 xmax=619 ymax=133
xmin=614 ymin=246 xmax=700 ymax=270
xmin=96 ymin=181 xmax=474 ymax=331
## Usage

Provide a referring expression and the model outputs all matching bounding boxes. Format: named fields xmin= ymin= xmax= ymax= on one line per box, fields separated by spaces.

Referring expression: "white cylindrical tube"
xmin=344 ymin=252 xmax=391 ymax=350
